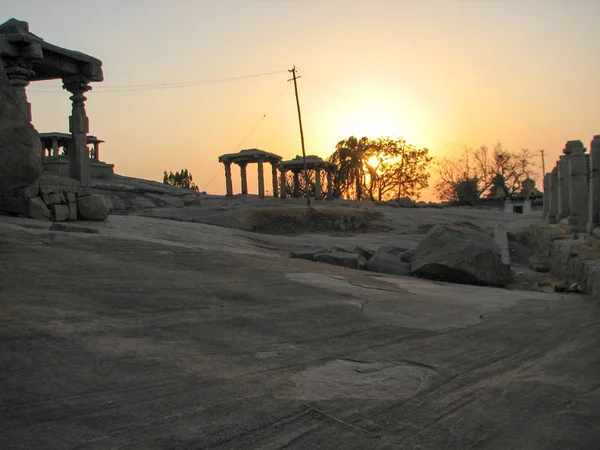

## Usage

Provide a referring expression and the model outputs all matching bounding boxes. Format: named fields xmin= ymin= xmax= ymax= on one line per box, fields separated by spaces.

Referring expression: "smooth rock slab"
xmin=77 ymin=194 xmax=109 ymax=221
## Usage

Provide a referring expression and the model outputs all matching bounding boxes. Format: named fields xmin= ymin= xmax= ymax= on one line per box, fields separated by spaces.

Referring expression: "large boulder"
xmin=77 ymin=194 xmax=109 ymax=221
xmin=0 ymin=60 xmax=42 ymax=196
xmin=410 ymin=224 xmax=511 ymax=287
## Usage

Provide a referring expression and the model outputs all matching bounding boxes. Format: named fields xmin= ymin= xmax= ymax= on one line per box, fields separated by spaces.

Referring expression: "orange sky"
xmin=4 ymin=0 xmax=599 ymax=200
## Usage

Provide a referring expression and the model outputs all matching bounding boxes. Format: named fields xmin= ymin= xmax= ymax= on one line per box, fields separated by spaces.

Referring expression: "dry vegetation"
xmin=237 ymin=206 xmax=383 ymax=234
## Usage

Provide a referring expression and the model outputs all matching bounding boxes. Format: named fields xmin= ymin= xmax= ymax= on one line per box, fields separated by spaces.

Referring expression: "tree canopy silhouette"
xmin=435 ymin=143 xmax=535 ymax=203
xmin=163 ymin=169 xmax=199 ymax=191
xmin=328 ymin=136 xmax=432 ymax=201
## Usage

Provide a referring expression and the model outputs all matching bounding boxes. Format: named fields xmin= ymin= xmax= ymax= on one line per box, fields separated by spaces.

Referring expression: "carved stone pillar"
xmin=292 ymin=170 xmax=300 ymax=198
xmin=224 ymin=162 xmax=233 ymax=196
xmin=556 ymin=154 xmax=570 ymax=222
xmin=271 ymin=163 xmax=278 ymax=198
xmin=52 ymin=138 xmax=59 ymax=157
xmin=315 ymin=169 xmax=322 ymax=200
xmin=93 ymin=142 xmax=100 ymax=161
xmin=567 ymin=140 xmax=588 ymax=231
xmin=543 ymin=172 xmax=550 ymax=219
xmin=257 ymin=161 xmax=265 ymax=199
xmin=280 ymin=169 xmax=287 ymax=199
xmin=63 ymin=75 xmax=91 ymax=184
xmin=548 ymin=167 xmax=558 ymax=223
xmin=4 ymin=57 xmax=35 ymax=122
xmin=587 ymin=136 xmax=600 ymax=232
xmin=239 ymin=162 xmax=248 ymax=195
xmin=327 ymin=170 xmax=334 ymax=200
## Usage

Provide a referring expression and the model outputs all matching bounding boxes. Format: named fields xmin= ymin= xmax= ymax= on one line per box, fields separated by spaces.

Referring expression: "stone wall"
xmin=0 ymin=174 xmax=107 ymax=221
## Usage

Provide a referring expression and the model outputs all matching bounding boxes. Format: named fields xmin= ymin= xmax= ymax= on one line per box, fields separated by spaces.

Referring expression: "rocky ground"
xmin=1 ymin=183 xmax=599 ymax=449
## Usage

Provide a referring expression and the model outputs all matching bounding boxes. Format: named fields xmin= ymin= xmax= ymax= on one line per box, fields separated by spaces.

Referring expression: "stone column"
xmin=556 ymin=154 xmax=570 ymax=222
xmin=63 ymin=75 xmax=91 ymax=184
xmin=52 ymin=138 xmax=59 ymax=157
xmin=271 ymin=163 xmax=278 ymax=198
xmin=587 ymin=135 xmax=600 ymax=233
xmin=3 ymin=58 xmax=35 ymax=122
xmin=548 ymin=167 xmax=558 ymax=223
xmin=542 ymin=172 xmax=551 ymax=219
xmin=315 ymin=169 xmax=322 ymax=200
xmin=93 ymin=142 xmax=100 ymax=161
xmin=280 ymin=169 xmax=287 ymax=199
xmin=327 ymin=170 xmax=334 ymax=200
xmin=567 ymin=140 xmax=588 ymax=232
xmin=292 ymin=170 xmax=300 ymax=198
xmin=257 ymin=161 xmax=265 ymax=199
xmin=224 ymin=162 xmax=233 ymax=196
xmin=239 ymin=162 xmax=248 ymax=195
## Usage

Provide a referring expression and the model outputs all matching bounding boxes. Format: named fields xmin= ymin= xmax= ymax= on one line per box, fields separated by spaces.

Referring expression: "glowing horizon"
xmin=4 ymin=0 xmax=599 ymax=201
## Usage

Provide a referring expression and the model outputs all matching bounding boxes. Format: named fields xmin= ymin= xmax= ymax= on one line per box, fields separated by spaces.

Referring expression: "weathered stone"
xmin=366 ymin=255 xmax=411 ymax=276
xmin=0 ymin=196 xmax=29 ymax=215
xmin=68 ymin=202 xmax=77 ymax=221
xmin=66 ymin=191 xmax=76 ymax=203
xmin=78 ymin=186 xmax=92 ymax=197
xmin=0 ymin=60 xmax=42 ymax=196
xmin=77 ymin=194 xmax=109 ymax=221
xmin=410 ymin=224 xmax=511 ymax=287
xmin=6 ymin=181 xmax=39 ymax=198
xmin=28 ymin=197 xmax=50 ymax=219
xmin=314 ymin=251 xmax=367 ymax=270
xmin=353 ymin=245 xmax=374 ymax=261
xmin=52 ymin=204 xmax=70 ymax=222
xmin=289 ymin=248 xmax=329 ymax=261
xmin=50 ymin=222 xmax=99 ymax=234
xmin=42 ymin=192 xmax=65 ymax=205
xmin=400 ymin=249 xmax=416 ymax=263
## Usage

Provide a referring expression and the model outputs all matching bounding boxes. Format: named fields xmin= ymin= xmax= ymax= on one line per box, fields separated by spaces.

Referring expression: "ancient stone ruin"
xmin=543 ymin=136 xmax=600 ymax=233
xmin=0 ymin=18 xmax=108 ymax=221
xmin=218 ymin=151 xmax=337 ymax=200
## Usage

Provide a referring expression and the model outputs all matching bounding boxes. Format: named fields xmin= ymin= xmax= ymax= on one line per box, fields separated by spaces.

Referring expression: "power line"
xmin=233 ymin=83 xmax=291 ymax=151
xmin=28 ymin=69 xmax=287 ymax=93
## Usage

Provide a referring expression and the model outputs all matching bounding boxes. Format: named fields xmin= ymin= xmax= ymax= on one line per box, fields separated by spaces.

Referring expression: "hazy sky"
xmin=2 ymin=0 xmax=599 ymax=198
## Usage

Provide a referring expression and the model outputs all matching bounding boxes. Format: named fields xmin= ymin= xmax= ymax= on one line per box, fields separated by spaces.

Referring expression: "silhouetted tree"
xmin=328 ymin=136 xmax=432 ymax=201
xmin=435 ymin=143 xmax=535 ymax=202
xmin=163 ymin=169 xmax=199 ymax=191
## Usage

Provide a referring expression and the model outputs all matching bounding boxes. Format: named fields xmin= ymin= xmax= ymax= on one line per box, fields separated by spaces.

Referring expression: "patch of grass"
xmin=238 ymin=206 xmax=383 ymax=234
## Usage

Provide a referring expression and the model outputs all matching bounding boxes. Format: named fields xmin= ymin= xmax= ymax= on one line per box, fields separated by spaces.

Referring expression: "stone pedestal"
xmin=315 ymin=169 xmax=322 ymax=200
xmin=556 ymin=155 xmax=570 ymax=222
xmin=257 ymin=161 xmax=265 ymax=199
xmin=271 ymin=163 xmax=278 ymax=198
xmin=587 ymin=135 xmax=600 ymax=232
xmin=224 ymin=162 xmax=233 ymax=196
xmin=567 ymin=140 xmax=588 ymax=231
xmin=63 ymin=75 xmax=91 ymax=185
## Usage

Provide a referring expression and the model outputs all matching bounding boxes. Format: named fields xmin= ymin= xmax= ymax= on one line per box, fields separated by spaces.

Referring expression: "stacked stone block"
xmin=0 ymin=174 xmax=106 ymax=221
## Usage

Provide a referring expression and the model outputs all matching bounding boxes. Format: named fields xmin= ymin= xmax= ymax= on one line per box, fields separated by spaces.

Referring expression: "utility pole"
xmin=289 ymin=66 xmax=310 ymax=207
xmin=540 ymin=149 xmax=546 ymax=176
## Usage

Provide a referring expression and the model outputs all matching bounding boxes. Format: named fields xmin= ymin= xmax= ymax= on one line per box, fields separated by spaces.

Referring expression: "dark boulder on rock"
xmin=365 ymin=246 xmax=411 ymax=276
xmin=77 ymin=194 xmax=109 ymax=221
xmin=410 ymin=224 xmax=511 ymax=287
xmin=314 ymin=251 xmax=367 ymax=270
